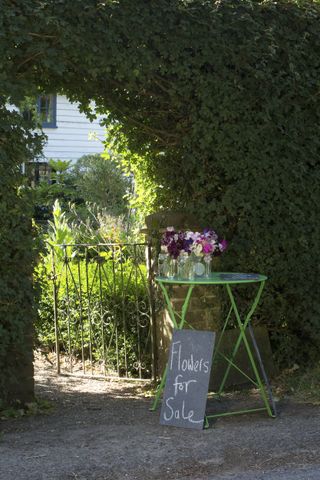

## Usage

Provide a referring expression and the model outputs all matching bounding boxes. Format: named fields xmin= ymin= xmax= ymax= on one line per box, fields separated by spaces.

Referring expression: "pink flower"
xmin=160 ymin=226 xmax=227 ymax=259
xmin=203 ymin=243 xmax=214 ymax=254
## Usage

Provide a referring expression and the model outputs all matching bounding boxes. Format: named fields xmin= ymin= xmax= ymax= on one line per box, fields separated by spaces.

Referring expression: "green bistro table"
xmin=151 ymin=272 xmax=277 ymax=425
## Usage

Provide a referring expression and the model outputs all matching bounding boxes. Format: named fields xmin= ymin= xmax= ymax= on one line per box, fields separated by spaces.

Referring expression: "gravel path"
xmin=0 ymin=356 xmax=319 ymax=480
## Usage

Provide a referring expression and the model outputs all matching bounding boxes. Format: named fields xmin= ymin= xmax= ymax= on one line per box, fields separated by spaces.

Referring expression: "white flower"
xmin=185 ymin=231 xmax=194 ymax=240
xmin=166 ymin=226 xmax=175 ymax=232
xmin=192 ymin=232 xmax=201 ymax=241
xmin=194 ymin=243 xmax=203 ymax=257
xmin=161 ymin=245 xmax=168 ymax=253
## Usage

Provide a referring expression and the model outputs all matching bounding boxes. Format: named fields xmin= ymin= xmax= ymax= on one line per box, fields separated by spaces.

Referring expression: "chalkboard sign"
xmin=160 ymin=329 xmax=215 ymax=429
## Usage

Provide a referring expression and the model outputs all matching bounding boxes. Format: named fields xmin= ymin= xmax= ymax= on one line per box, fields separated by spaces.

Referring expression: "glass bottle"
xmin=203 ymin=254 xmax=212 ymax=277
xmin=158 ymin=252 xmax=169 ymax=277
xmin=177 ymin=251 xmax=193 ymax=279
xmin=192 ymin=252 xmax=205 ymax=277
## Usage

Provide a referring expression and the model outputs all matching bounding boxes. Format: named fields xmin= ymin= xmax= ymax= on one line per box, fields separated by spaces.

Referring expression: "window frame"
xmin=37 ymin=94 xmax=57 ymax=128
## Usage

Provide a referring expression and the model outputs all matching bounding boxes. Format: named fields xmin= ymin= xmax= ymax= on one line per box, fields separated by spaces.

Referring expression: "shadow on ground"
xmin=0 ymin=356 xmax=319 ymax=480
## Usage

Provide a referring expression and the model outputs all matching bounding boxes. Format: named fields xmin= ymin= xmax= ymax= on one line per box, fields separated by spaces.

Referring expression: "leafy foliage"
xmin=47 ymin=199 xmax=75 ymax=259
xmin=0 ymin=106 xmax=43 ymax=405
xmin=0 ymin=397 xmax=53 ymax=420
xmin=32 ymin=155 xmax=130 ymax=224
xmin=103 ymin=134 xmax=158 ymax=221
xmin=30 ymin=160 xmax=77 ymax=224
xmin=47 ymin=198 xmax=128 ymax=249
xmin=72 ymin=154 xmax=131 ymax=217
xmin=0 ymin=0 xmax=320 ymax=383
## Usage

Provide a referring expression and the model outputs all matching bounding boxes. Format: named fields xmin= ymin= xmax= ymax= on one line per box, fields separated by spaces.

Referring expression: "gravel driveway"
xmin=0 ymin=356 xmax=319 ymax=480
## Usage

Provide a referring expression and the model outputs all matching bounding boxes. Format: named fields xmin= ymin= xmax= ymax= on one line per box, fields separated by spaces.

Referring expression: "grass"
xmin=0 ymin=398 xmax=53 ymax=420
xmin=274 ymin=362 xmax=320 ymax=405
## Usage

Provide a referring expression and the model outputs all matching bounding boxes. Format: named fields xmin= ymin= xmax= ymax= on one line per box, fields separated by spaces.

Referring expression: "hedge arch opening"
xmin=1 ymin=0 xmax=320 ymax=405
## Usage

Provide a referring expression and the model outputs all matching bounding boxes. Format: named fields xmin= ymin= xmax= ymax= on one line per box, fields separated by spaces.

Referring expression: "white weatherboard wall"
xmin=42 ymin=95 xmax=106 ymax=162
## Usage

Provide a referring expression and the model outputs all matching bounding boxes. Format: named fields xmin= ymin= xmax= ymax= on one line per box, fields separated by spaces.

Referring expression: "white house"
xmin=39 ymin=94 xmax=106 ymax=162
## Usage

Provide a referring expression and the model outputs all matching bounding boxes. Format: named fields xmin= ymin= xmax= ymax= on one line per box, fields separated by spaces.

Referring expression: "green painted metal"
xmin=156 ymin=272 xmax=267 ymax=285
xmin=206 ymin=407 xmax=269 ymax=419
xmin=151 ymin=283 xmax=195 ymax=411
xmin=154 ymin=272 xmax=276 ymax=425
xmin=180 ymin=286 xmax=195 ymax=328
xmin=216 ymin=351 xmax=259 ymax=388
xmin=158 ymin=282 xmax=194 ymax=329
xmin=221 ymin=283 xmax=274 ymax=418
xmin=217 ymin=282 xmax=265 ymax=393
xmin=150 ymin=363 xmax=168 ymax=411
xmin=211 ymin=305 xmax=233 ymax=365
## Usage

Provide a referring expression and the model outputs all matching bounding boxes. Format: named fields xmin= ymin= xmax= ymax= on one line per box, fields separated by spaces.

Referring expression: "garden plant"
xmin=35 ymin=200 xmax=152 ymax=378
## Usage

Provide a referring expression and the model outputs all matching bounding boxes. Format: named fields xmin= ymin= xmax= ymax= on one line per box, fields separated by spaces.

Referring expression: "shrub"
xmin=71 ymin=154 xmax=131 ymax=217
xmin=0 ymin=105 xmax=43 ymax=405
xmin=102 ymin=1 xmax=320 ymax=366
xmin=2 ymin=0 xmax=320 ymax=368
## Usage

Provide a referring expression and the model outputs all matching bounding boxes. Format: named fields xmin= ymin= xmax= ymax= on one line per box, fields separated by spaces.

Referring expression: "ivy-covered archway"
xmin=1 ymin=0 xmax=320 ymax=405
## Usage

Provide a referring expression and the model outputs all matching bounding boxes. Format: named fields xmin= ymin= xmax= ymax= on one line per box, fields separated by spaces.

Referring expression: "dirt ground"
xmin=0 ymin=355 xmax=320 ymax=480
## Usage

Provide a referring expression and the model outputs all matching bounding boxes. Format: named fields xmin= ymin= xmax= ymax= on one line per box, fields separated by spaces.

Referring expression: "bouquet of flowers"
xmin=160 ymin=227 xmax=228 ymax=259
xmin=159 ymin=227 xmax=228 ymax=278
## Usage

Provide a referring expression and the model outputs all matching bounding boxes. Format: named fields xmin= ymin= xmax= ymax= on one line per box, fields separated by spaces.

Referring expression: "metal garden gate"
xmin=50 ymin=242 xmax=156 ymax=380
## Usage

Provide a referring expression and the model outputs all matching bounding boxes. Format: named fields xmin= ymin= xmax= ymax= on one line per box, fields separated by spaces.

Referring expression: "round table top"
xmin=155 ymin=272 xmax=267 ymax=285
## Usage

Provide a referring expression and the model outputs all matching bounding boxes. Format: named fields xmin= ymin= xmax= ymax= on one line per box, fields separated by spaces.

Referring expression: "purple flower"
xmin=219 ymin=239 xmax=228 ymax=252
xmin=203 ymin=228 xmax=218 ymax=241
xmin=161 ymin=226 xmax=227 ymax=259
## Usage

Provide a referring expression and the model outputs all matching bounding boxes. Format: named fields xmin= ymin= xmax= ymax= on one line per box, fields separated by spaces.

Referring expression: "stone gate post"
xmin=142 ymin=211 xmax=221 ymax=378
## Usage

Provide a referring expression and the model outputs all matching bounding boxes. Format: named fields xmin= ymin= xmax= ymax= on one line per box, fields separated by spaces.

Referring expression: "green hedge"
xmin=105 ymin=0 xmax=320 ymax=365
xmin=110 ymin=0 xmax=320 ymax=366
xmin=2 ymin=0 xmax=320 ymax=367
xmin=81 ymin=0 xmax=320 ymax=366
xmin=0 ymin=106 xmax=42 ymax=405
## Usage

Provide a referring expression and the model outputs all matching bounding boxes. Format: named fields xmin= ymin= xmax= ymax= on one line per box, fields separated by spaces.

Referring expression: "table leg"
xmin=217 ymin=282 xmax=274 ymax=418
xmin=158 ymin=282 xmax=194 ymax=329
xmin=248 ymin=324 xmax=277 ymax=416
xmin=150 ymin=363 xmax=168 ymax=411
xmin=150 ymin=283 xmax=194 ymax=410
xmin=217 ymin=282 xmax=265 ymax=393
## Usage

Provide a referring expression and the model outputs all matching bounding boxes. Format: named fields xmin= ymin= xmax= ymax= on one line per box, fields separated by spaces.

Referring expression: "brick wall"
xmin=156 ymin=284 xmax=221 ymax=374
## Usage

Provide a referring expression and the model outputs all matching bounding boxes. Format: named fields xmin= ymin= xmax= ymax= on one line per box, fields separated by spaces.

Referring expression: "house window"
xmin=37 ymin=94 xmax=57 ymax=128
xmin=25 ymin=161 xmax=51 ymax=187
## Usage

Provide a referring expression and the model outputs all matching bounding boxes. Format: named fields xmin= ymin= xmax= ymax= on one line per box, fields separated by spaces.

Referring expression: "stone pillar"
xmin=157 ymin=284 xmax=221 ymax=374
xmin=142 ymin=211 xmax=221 ymax=377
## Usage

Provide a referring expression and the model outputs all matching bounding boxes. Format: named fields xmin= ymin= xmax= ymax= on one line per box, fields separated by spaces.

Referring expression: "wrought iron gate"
xmin=50 ymin=243 xmax=156 ymax=380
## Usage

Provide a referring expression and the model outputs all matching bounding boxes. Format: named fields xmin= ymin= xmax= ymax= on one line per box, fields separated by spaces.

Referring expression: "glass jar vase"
xmin=177 ymin=252 xmax=194 ymax=280
xmin=203 ymin=254 xmax=212 ymax=277
xmin=158 ymin=252 xmax=170 ymax=277
xmin=193 ymin=254 xmax=205 ymax=277
xmin=192 ymin=253 xmax=212 ymax=277
xmin=167 ymin=257 xmax=177 ymax=278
